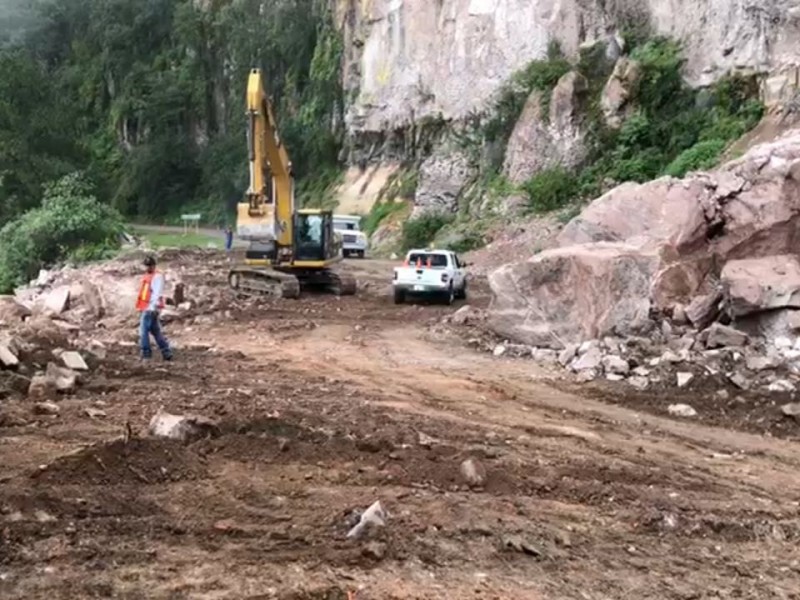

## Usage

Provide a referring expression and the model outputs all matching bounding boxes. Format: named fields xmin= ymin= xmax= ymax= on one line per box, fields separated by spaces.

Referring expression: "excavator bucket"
xmin=236 ymin=202 xmax=275 ymax=241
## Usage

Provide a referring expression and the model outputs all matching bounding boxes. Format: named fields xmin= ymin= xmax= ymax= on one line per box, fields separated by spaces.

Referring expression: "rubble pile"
xmin=481 ymin=129 xmax=800 ymax=401
xmin=488 ymin=130 xmax=800 ymax=349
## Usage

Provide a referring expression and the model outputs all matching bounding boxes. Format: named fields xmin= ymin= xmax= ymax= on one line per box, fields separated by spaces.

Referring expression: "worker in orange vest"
xmin=136 ymin=256 xmax=173 ymax=361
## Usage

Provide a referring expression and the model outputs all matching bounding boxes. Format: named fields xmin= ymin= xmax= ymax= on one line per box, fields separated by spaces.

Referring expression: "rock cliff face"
xmin=336 ymin=0 xmax=800 ymax=156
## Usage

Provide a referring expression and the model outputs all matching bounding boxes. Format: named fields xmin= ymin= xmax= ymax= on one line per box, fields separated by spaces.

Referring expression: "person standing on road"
xmin=225 ymin=226 xmax=234 ymax=252
xmin=136 ymin=256 xmax=173 ymax=362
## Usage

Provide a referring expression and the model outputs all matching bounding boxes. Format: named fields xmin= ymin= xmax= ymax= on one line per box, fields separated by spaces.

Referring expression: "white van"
xmin=333 ymin=214 xmax=368 ymax=258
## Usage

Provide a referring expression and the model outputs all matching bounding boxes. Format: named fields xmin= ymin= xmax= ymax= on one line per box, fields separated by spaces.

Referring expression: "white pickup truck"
xmin=392 ymin=249 xmax=468 ymax=305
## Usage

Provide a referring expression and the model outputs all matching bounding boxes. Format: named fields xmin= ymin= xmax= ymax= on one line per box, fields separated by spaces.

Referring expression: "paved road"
xmin=130 ymin=224 xmax=248 ymax=248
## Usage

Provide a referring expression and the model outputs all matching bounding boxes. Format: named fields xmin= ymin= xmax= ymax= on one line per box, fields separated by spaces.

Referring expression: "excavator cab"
xmin=293 ymin=209 xmax=338 ymax=263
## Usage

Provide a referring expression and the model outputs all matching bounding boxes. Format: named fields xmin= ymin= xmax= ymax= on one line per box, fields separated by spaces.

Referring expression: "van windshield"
xmin=334 ymin=220 xmax=360 ymax=231
xmin=408 ymin=253 xmax=448 ymax=268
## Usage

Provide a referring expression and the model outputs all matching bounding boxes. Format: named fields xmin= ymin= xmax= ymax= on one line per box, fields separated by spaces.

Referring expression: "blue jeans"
xmin=139 ymin=311 xmax=172 ymax=360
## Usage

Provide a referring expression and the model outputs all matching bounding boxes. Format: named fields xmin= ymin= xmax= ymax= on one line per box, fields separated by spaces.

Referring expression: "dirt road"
xmin=2 ymin=255 xmax=800 ymax=599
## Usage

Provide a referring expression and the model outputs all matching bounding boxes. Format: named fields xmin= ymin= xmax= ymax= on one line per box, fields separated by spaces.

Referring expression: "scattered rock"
xmin=575 ymin=369 xmax=597 ymax=383
xmin=602 ymin=355 xmax=630 ymax=375
xmin=84 ymin=407 xmax=107 ymax=419
xmin=686 ymin=292 xmax=723 ymax=330
xmin=668 ymin=404 xmax=698 ymax=418
xmin=705 ymin=323 xmax=749 ymax=349
xmin=0 ymin=345 xmax=19 ymax=368
xmin=768 ymin=380 xmax=796 ymax=393
xmin=493 ymin=345 xmax=507 ymax=357
xmin=417 ymin=431 xmax=438 ymax=448
xmin=745 ymin=355 xmax=780 ymax=371
xmin=606 ymin=373 xmax=625 ymax=381
xmin=45 ymin=363 xmax=78 ymax=393
xmin=148 ymin=408 xmax=220 ymax=443
xmin=346 ymin=500 xmax=387 ymax=539
xmin=33 ymin=402 xmax=60 ymax=416
xmin=503 ymin=535 xmax=543 ymax=557
xmin=728 ymin=371 xmax=752 ymax=390
xmin=362 ymin=541 xmax=387 ymax=560
xmin=532 ymin=348 xmax=558 ymax=363
xmin=781 ymin=403 xmax=800 ymax=419
xmin=44 ymin=286 xmax=71 ymax=315
xmin=460 ymin=457 xmax=487 ymax=488
xmin=676 ymin=372 xmax=694 ymax=388
xmin=628 ymin=376 xmax=649 ymax=391
xmin=27 ymin=374 xmax=55 ymax=399
xmin=0 ymin=296 xmax=31 ymax=323
xmin=451 ymin=305 xmax=477 ymax=325
xmin=558 ymin=344 xmax=579 ymax=367
xmin=61 ymin=351 xmax=88 ymax=371
xmin=573 ymin=347 xmax=603 ymax=371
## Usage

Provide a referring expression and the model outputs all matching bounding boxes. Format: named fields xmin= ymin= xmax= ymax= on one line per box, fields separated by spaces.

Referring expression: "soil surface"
xmin=2 ymin=255 xmax=800 ymax=599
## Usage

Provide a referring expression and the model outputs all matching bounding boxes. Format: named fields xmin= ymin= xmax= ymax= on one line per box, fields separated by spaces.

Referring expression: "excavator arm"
xmin=237 ymin=68 xmax=294 ymax=250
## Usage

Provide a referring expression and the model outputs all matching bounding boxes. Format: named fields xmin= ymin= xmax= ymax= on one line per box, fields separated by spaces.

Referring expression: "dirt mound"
xmin=32 ymin=438 xmax=208 ymax=486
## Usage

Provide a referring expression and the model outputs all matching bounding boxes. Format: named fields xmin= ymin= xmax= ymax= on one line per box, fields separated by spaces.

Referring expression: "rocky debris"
xmin=46 ymin=363 xmax=78 ymax=393
xmin=0 ymin=296 xmax=31 ymax=323
xmin=33 ymin=402 xmax=61 ymax=416
xmin=768 ymin=379 xmax=796 ymax=393
xmin=668 ymin=404 xmax=698 ymax=418
xmin=0 ymin=345 xmax=19 ymax=368
xmin=148 ymin=409 xmax=220 ymax=443
xmin=722 ymin=256 xmax=800 ymax=317
xmin=362 ymin=541 xmax=387 ymax=560
xmin=459 ymin=457 xmax=487 ymax=488
xmin=572 ymin=345 xmax=603 ymax=371
xmin=489 ymin=130 xmax=800 ymax=353
xmin=628 ymin=376 xmax=649 ymax=391
xmin=705 ymin=323 xmax=749 ymax=349
xmin=602 ymin=355 xmax=629 ymax=375
xmin=44 ymin=286 xmax=70 ymax=315
xmin=503 ymin=71 xmax=588 ymax=185
xmin=346 ymin=500 xmax=387 ymax=539
xmin=61 ymin=351 xmax=88 ymax=371
xmin=558 ymin=344 xmax=579 ymax=367
xmin=781 ymin=403 xmax=800 ymax=419
xmin=676 ymin=372 xmax=694 ymax=388
xmin=448 ymin=305 xmax=485 ymax=326
xmin=728 ymin=371 xmax=752 ymax=390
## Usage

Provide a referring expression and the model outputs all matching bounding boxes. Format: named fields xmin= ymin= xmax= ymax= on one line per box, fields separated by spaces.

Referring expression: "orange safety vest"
xmin=135 ymin=271 xmax=165 ymax=312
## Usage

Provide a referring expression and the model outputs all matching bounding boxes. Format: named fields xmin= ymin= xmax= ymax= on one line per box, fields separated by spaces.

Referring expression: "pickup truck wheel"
xmin=455 ymin=281 xmax=467 ymax=300
xmin=343 ymin=250 xmax=350 ymax=258
xmin=443 ymin=284 xmax=455 ymax=306
xmin=357 ymin=250 xmax=365 ymax=258
xmin=393 ymin=288 xmax=405 ymax=304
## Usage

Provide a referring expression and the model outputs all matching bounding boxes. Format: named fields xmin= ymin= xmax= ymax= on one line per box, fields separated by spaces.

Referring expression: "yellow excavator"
xmin=228 ymin=68 xmax=356 ymax=298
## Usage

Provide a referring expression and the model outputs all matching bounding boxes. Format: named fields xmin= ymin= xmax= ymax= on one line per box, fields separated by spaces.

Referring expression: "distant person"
xmin=136 ymin=256 xmax=173 ymax=362
xmin=225 ymin=226 xmax=234 ymax=252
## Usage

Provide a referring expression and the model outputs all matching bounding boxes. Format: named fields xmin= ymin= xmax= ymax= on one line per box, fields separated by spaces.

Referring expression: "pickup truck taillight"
xmin=441 ymin=273 xmax=449 ymax=283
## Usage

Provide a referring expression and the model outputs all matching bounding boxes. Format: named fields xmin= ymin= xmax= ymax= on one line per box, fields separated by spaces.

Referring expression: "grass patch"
xmin=133 ymin=229 xmax=221 ymax=249
xmin=401 ymin=213 xmax=454 ymax=250
xmin=362 ymin=200 xmax=407 ymax=237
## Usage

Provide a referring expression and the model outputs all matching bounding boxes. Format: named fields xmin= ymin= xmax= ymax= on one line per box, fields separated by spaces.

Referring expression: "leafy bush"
xmin=401 ymin=213 xmax=454 ymax=250
xmin=664 ymin=139 xmax=727 ymax=177
xmin=482 ymin=44 xmax=571 ymax=155
xmin=447 ymin=231 xmax=485 ymax=253
xmin=521 ymin=168 xmax=578 ymax=213
xmin=0 ymin=173 xmax=124 ymax=293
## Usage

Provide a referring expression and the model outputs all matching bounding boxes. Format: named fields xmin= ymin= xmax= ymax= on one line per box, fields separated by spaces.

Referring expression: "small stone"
xmin=774 ymin=336 xmax=793 ymax=350
xmin=532 ymin=348 xmax=558 ymax=363
xmin=781 ymin=403 xmax=800 ymax=419
xmin=277 ymin=438 xmax=290 ymax=452
xmin=661 ymin=320 xmax=673 ymax=338
xmin=573 ymin=347 xmax=602 ymax=371
xmin=575 ymin=369 xmax=597 ymax=383
xmin=460 ymin=457 xmax=487 ymax=488
xmin=417 ymin=431 xmax=437 ymax=448
xmin=628 ymin=376 xmax=649 ymax=391
xmin=346 ymin=500 xmax=387 ymax=539
xmin=33 ymin=402 xmax=60 ymax=416
xmin=558 ymin=344 xmax=579 ymax=367
xmin=632 ymin=366 xmax=651 ymax=377
xmin=46 ymin=363 xmax=77 ymax=392
xmin=705 ymin=323 xmax=749 ymax=349
xmin=362 ymin=541 xmax=387 ymax=560
xmin=34 ymin=510 xmax=57 ymax=523
xmin=672 ymin=304 xmax=688 ymax=324
xmin=606 ymin=373 xmax=624 ymax=381
xmin=61 ymin=351 xmax=88 ymax=371
xmin=768 ymin=379 xmax=796 ymax=393
xmin=493 ymin=345 xmax=507 ymax=357
xmin=668 ymin=404 xmax=697 ymax=418
xmin=728 ymin=371 xmax=751 ymax=390
xmin=746 ymin=355 xmax=780 ymax=371
xmin=676 ymin=372 xmax=694 ymax=388
xmin=84 ymin=408 xmax=107 ymax=419
xmin=43 ymin=286 xmax=70 ymax=315
xmin=0 ymin=345 xmax=19 ymax=368
xmin=602 ymin=355 xmax=630 ymax=375
xmin=578 ymin=340 xmax=598 ymax=355
xmin=660 ymin=350 xmax=682 ymax=364
xmin=715 ymin=389 xmax=730 ymax=400
xmin=28 ymin=374 xmax=55 ymax=399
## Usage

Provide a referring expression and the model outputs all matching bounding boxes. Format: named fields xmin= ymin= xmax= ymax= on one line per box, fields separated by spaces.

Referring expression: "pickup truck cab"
xmin=392 ymin=249 xmax=468 ymax=305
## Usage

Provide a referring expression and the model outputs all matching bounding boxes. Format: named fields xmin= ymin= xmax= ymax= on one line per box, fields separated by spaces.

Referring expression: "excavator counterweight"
xmin=228 ymin=68 xmax=356 ymax=299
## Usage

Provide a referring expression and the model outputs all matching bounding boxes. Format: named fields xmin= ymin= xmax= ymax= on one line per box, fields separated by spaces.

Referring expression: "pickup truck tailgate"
xmin=395 ymin=266 xmax=447 ymax=289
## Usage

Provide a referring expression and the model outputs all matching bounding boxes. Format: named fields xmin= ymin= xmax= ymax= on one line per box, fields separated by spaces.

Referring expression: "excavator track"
xmin=326 ymin=270 xmax=357 ymax=296
xmin=228 ymin=267 xmax=301 ymax=299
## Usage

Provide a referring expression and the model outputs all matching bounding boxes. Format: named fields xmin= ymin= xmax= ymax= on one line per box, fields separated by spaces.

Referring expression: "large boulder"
xmin=503 ymin=71 xmax=588 ymax=185
xmin=488 ymin=129 xmax=800 ymax=346
xmin=488 ymin=243 xmax=657 ymax=348
xmin=600 ymin=58 xmax=641 ymax=129
xmin=722 ymin=255 xmax=800 ymax=317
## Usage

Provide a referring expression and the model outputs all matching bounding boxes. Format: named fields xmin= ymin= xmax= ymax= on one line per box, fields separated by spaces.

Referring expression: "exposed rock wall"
xmin=337 ymin=0 xmax=800 ymax=155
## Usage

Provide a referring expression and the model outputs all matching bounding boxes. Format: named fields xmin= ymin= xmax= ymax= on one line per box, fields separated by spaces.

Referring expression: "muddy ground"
xmin=2 ymin=254 xmax=800 ymax=599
